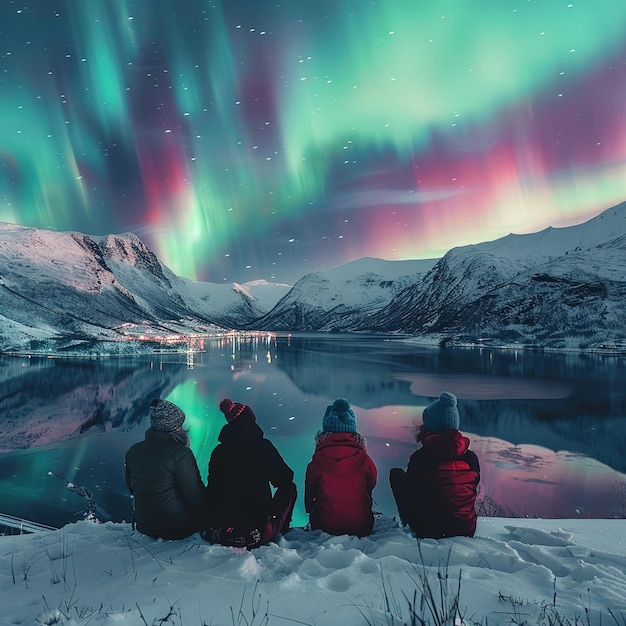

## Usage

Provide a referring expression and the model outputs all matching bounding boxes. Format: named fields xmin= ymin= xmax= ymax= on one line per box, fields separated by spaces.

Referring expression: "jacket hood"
xmin=422 ymin=429 xmax=470 ymax=460
xmin=312 ymin=432 xmax=368 ymax=473
xmin=218 ymin=413 xmax=264 ymax=446
xmin=315 ymin=430 xmax=366 ymax=448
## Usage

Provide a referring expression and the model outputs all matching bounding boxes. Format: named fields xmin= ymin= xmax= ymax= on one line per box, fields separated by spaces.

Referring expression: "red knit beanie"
xmin=219 ymin=398 xmax=251 ymax=423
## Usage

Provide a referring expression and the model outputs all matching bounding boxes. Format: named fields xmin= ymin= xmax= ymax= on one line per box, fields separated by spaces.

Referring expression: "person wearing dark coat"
xmin=125 ymin=399 xmax=206 ymax=540
xmin=389 ymin=391 xmax=480 ymax=539
xmin=305 ymin=398 xmax=378 ymax=537
xmin=202 ymin=398 xmax=297 ymax=549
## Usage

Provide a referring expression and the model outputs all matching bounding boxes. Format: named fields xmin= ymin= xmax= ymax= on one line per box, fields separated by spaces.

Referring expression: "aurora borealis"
xmin=2 ymin=1 xmax=626 ymax=284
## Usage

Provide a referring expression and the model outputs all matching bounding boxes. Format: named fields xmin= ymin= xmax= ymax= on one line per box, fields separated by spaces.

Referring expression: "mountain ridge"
xmin=0 ymin=201 xmax=625 ymax=352
xmin=358 ymin=202 xmax=626 ymax=348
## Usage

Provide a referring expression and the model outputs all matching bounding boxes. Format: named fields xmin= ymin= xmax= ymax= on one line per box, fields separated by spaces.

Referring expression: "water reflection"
xmin=0 ymin=334 xmax=624 ymax=528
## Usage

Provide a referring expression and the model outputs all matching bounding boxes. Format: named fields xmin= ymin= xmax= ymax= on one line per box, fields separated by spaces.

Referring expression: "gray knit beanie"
xmin=422 ymin=391 xmax=460 ymax=433
xmin=150 ymin=399 xmax=185 ymax=432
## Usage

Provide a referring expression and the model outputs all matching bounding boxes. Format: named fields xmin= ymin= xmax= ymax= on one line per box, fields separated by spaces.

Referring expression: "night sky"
xmin=2 ymin=1 xmax=626 ymax=284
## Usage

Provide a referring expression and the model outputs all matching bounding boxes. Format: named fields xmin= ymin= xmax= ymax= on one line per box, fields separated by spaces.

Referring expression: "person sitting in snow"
xmin=202 ymin=399 xmax=297 ymax=549
xmin=125 ymin=398 xmax=206 ymax=540
xmin=305 ymin=398 xmax=378 ymax=537
xmin=389 ymin=391 xmax=480 ymax=539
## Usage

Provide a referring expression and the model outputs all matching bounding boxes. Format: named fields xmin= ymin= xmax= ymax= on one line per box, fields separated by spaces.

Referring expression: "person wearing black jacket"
xmin=202 ymin=398 xmax=296 ymax=549
xmin=125 ymin=398 xmax=206 ymax=540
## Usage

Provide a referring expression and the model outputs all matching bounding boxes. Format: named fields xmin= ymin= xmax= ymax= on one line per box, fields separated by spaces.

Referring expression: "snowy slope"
xmin=1 ymin=517 xmax=625 ymax=625
xmin=0 ymin=225 xmax=149 ymax=347
xmin=248 ymin=203 xmax=626 ymax=342
xmin=174 ymin=276 xmax=268 ymax=327
xmin=0 ymin=225 xmax=272 ymax=351
xmin=362 ymin=202 xmax=626 ymax=349
xmin=1 ymin=201 xmax=625 ymax=351
xmin=251 ymin=257 xmax=438 ymax=331
xmin=239 ymin=279 xmax=293 ymax=311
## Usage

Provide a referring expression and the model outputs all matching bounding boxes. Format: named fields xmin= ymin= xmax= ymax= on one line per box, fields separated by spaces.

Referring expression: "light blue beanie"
xmin=422 ymin=391 xmax=460 ymax=433
xmin=322 ymin=398 xmax=357 ymax=433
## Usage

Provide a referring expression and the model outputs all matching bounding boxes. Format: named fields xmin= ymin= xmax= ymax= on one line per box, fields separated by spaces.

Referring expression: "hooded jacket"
xmin=305 ymin=432 xmax=378 ymax=537
xmin=205 ymin=413 xmax=294 ymax=529
xmin=125 ymin=429 xmax=206 ymax=540
xmin=402 ymin=430 xmax=480 ymax=539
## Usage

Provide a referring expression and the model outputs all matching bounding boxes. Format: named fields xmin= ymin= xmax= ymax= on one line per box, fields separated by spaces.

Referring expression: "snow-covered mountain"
xmin=361 ymin=202 xmax=626 ymax=349
xmin=247 ymin=202 xmax=626 ymax=348
xmin=249 ymin=257 xmax=439 ymax=331
xmin=0 ymin=224 xmax=268 ymax=351
xmin=1 ymin=201 xmax=625 ymax=352
xmin=237 ymin=279 xmax=293 ymax=311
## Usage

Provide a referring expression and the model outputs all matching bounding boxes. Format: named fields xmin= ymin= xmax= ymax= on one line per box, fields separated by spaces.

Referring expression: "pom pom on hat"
xmin=150 ymin=398 xmax=185 ymax=432
xmin=219 ymin=398 xmax=254 ymax=423
xmin=422 ymin=391 xmax=460 ymax=433
xmin=322 ymin=397 xmax=357 ymax=433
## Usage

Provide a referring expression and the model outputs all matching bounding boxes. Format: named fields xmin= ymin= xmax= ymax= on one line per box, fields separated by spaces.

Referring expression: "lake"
xmin=1 ymin=333 xmax=625 ymax=530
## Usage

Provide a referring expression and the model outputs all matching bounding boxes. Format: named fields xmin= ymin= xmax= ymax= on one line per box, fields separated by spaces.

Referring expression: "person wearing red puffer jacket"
xmin=390 ymin=391 xmax=480 ymax=539
xmin=305 ymin=398 xmax=378 ymax=537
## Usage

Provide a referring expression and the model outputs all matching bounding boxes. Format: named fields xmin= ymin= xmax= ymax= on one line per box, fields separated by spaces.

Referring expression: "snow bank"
xmin=1 ymin=516 xmax=625 ymax=625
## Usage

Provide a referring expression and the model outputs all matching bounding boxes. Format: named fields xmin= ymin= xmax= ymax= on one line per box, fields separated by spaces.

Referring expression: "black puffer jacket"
xmin=125 ymin=429 xmax=206 ymax=539
xmin=205 ymin=413 xmax=294 ymax=529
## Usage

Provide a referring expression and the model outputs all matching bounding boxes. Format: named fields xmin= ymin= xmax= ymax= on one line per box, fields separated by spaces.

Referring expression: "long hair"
xmin=414 ymin=423 xmax=428 ymax=447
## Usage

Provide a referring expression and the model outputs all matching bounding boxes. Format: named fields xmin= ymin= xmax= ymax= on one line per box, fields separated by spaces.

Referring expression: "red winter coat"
xmin=401 ymin=430 xmax=480 ymax=539
xmin=305 ymin=432 xmax=377 ymax=537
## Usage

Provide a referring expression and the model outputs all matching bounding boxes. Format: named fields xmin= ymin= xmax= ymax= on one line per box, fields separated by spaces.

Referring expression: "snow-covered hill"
xmin=250 ymin=257 xmax=438 ymax=331
xmin=360 ymin=202 xmax=626 ymax=349
xmin=0 ymin=225 xmax=269 ymax=351
xmin=2 ymin=517 xmax=625 ymax=625
xmin=1 ymin=201 xmax=625 ymax=352
xmin=245 ymin=202 xmax=626 ymax=348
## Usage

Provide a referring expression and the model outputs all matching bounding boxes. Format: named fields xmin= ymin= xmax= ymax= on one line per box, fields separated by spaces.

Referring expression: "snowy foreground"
xmin=1 ymin=517 xmax=625 ymax=625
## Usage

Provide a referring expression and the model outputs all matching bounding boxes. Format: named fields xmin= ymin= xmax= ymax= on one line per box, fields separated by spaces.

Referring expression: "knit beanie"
xmin=322 ymin=398 xmax=357 ymax=433
xmin=422 ymin=391 xmax=460 ymax=433
xmin=150 ymin=398 xmax=185 ymax=432
xmin=219 ymin=398 xmax=255 ymax=423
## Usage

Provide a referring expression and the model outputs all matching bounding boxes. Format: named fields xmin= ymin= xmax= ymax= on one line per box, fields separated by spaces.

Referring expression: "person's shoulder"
xmin=125 ymin=439 xmax=147 ymax=456
xmin=463 ymin=448 xmax=480 ymax=469
xmin=168 ymin=444 xmax=200 ymax=468
xmin=365 ymin=449 xmax=377 ymax=463
xmin=408 ymin=446 xmax=423 ymax=460
xmin=406 ymin=446 xmax=428 ymax=469
xmin=261 ymin=437 xmax=282 ymax=453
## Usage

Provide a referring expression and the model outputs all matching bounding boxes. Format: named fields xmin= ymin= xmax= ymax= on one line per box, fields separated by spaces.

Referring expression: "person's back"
xmin=305 ymin=398 xmax=377 ymax=537
xmin=206 ymin=417 xmax=291 ymax=529
xmin=203 ymin=399 xmax=296 ymax=548
xmin=390 ymin=392 xmax=480 ymax=539
xmin=402 ymin=428 xmax=479 ymax=538
xmin=125 ymin=399 xmax=206 ymax=540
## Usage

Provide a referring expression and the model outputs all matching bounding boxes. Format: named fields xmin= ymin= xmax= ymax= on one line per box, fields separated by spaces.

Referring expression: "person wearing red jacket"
xmin=305 ymin=398 xmax=378 ymax=537
xmin=389 ymin=391 xmax=480 ymax=539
